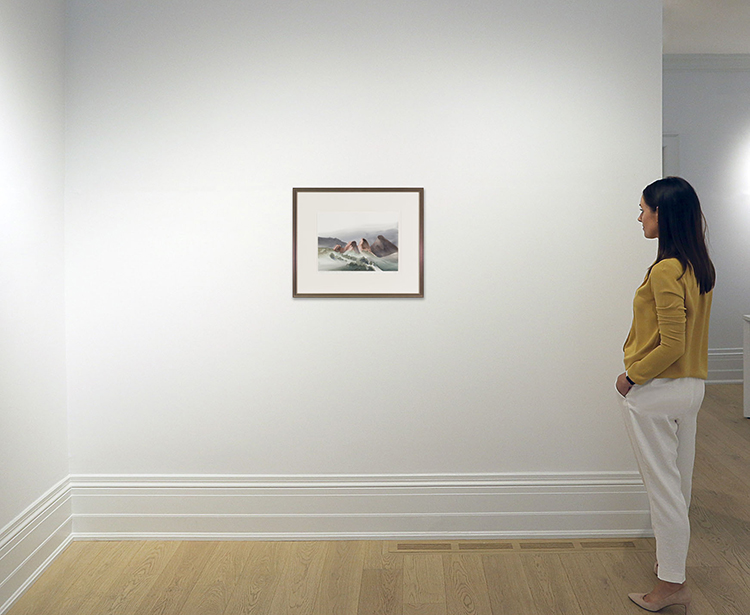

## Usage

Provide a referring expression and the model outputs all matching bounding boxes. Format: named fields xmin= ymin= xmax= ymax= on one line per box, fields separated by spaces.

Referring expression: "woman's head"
xmin=642 ymin=176 xmax=702 ymax=247
xmin=642 ymin=176 xmax=715 ymax=294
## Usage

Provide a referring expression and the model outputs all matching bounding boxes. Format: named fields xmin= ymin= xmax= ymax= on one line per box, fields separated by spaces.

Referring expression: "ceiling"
xmin=664 ymin=0 xmax=750 ymax=54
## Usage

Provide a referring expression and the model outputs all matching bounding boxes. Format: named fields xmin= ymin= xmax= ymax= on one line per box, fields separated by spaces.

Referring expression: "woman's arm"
xmin=626 ymin=260 xmax=687 ymax=383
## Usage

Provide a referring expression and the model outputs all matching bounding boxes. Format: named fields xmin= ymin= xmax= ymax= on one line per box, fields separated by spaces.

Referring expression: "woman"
xmin=616 ymin=176 xmax=715 ymax=614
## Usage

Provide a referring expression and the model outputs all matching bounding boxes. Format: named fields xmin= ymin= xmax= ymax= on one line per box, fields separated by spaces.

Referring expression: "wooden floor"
xmin=7 ymin=384 xmax=749 ymax=615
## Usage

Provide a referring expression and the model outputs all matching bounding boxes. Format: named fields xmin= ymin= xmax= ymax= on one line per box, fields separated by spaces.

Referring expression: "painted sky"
xmin=317 ymin=211 xmax=398 ymax=239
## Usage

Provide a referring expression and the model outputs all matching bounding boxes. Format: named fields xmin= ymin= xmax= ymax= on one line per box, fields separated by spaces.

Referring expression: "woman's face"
xmin=638 ymin=196 xmax=659 ymax=239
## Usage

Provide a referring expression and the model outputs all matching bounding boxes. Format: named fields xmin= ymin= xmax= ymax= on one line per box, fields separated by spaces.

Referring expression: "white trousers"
xmin=621 ymin=377 xmax=705 ymax=584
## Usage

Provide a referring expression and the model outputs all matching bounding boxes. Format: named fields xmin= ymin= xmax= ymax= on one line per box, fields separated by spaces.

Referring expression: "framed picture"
xmin=293 ymin=187 xmax=424 ymax=298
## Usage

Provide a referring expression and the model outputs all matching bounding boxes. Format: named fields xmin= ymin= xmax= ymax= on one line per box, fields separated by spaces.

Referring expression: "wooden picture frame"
xmin=293 ymin=187 xmax=424 ymax=298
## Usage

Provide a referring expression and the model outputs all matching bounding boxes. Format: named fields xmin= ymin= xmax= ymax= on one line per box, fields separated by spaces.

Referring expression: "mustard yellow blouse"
xmin=623 ymin=258 xmax=712 ymax=384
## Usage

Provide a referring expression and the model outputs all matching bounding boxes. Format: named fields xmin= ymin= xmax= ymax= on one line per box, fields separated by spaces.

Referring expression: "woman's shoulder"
xmin=651 ymin=258 xmax=684 ymax=276
xmin=649 ymin=258 xmax=688 ymax=286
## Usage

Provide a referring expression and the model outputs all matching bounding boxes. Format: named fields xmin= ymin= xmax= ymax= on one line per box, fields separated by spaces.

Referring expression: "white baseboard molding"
xmin=663 ymin=54 xmax=750 ymax=71
xmin=70 ymin=473 xmax=651 ymax=541
xmin=0 ymin=478 xmax=73 ymax=615
xmin=1 ymin=472 xmax=651 ymax=612
xmin=707 ymin=348 xmax=743 ymax=384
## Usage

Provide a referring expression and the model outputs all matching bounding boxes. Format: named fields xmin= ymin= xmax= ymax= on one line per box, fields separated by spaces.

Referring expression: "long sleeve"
xmin=624 ymin=258 xmax=712 ymax=383
xmin=626 ymin=262 xmax=686 ymax=383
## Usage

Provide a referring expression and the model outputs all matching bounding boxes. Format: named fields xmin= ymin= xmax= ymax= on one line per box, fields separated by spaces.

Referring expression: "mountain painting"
xmin=317 ymin=211 xmax=399 ymax=272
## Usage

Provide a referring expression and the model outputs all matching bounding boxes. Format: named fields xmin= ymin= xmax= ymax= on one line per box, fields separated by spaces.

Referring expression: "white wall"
xmin=63 ymin=0 xmax=661 ymax=534
xmin=664 ymin=56 xmax=750 ymax=381
xmin=0 ymin=0 xmax=68 ymax=532
xmin=0 ymin=0 xmax=70 ymax=608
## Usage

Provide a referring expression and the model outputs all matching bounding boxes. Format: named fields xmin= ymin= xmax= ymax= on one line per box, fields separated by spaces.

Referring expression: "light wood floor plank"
xmin=690 ymin=491 xmax=750 ymax=578
xmin=314 ymin=541 xmax=366 ymax=615
xmin=696 ymin=412 xmax=750 ymax=484
xmin=358 ymin=567 xmax=403 ymax=615
xmin=442 ymin=554 xmax=492 ymax=615
xmin=80 ymin=541 xmax=180 ymax=615
xmin=520 ymin=553 xmax=583 ymax=615
xmin=687 ymin=504 xmax=727 ymax=569
xmin=403 ymin=553 xmax=445 ymax=612
xmin=592 ymin=551 xmax=657 ymax=608
xmin=702 ymin=384 xmax=745 ymax=437
xmin=482 ymin=552 xmax=535 ymax=614
xmin=682 ymin=567 xmax=722 ymax=615
xmin=693 ymin=441 xmax=750 ymax=499
xmin=267 ymin=541 xmax=327 ymax=615
xmin=48 ymin=541 xmax=146 ymax=615
xmin=558 ymin=552 xmax=632 ymax=614
xmin=178 ymin=540 xmax=253 ymax=615
xmin=689 ymin=565 xmax=750 ymax=615
xmin=135 ymin=540 xmax=219 ymax=615
xmin=223 ymin=541 xmax=284 ymax=615
xmin=364 ymin=541 xmax=402 ymax=571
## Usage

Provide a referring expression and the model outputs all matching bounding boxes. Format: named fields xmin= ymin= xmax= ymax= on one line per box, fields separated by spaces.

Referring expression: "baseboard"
xmin=0 ymin=478 xmax=73 ymax=614
xmin=664 ymin=54 xmax=750 ymax=71
xmin=69 ymin=473 xmax=651 ymax=541
xmin=0 ymin=472 xmax=650 ymax=611
xmin=707 ymin=348 xmax=743 ymax=384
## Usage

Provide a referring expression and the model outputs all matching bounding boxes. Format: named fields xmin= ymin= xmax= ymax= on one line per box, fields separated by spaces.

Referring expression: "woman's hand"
xmin=616 ymin=372 xmax=633 ymax=397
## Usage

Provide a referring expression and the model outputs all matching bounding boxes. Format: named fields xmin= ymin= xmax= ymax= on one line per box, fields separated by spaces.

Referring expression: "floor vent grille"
xmin=391 ymin=538 xmax=653 ymax=554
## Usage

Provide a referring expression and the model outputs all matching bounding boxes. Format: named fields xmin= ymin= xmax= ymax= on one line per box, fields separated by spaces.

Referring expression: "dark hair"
xmin=642 ymin=176 xmax=715 ymax=294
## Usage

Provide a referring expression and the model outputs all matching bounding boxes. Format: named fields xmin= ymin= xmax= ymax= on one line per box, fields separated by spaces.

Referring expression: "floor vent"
xmin=580 ymin=540 xmax=638 ymax=550
xmin=395 ymin=543 xmax=453 ymax=551
xmin=458 ymin=542 xmax=514 ymax=551
xmin=391 ymin=538 xmax=653 ymax=554
xmin=519 ymin=542 xmax=576 ymax=550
